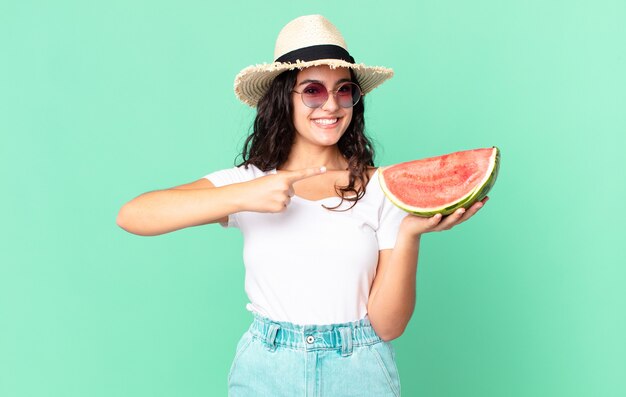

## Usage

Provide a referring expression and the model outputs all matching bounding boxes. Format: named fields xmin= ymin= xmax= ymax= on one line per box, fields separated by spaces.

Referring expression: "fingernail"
xmin=320 ymin=166 xmax=327 ymax=173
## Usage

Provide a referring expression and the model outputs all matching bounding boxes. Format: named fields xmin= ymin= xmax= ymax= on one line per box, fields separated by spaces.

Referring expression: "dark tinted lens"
xmin=301 ymin=83 xmax=328 ymax=108
xmin=336 ymin=82 xmax=361 ymax=108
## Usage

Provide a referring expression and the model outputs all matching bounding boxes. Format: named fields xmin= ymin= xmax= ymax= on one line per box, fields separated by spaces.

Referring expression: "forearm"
xmin=116 ymin=184 xmax=244 ymax=236
xmin=368 ymin=232 xmax=421 ymax=341
xmin=367 ymin=201 xmax=486 ymax=340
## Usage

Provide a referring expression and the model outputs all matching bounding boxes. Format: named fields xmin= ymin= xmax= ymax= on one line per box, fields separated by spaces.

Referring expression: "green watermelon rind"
xmin=379 ymin=147 xmax=500 ymax=217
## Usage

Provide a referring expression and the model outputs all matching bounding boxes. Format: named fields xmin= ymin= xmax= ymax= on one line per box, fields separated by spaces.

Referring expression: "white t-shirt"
xmin=204 ymin=165 xmax=407 ymax=325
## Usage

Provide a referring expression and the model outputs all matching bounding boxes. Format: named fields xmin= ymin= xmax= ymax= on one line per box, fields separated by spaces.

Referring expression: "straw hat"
xmin=234 ymin=15 xmax=394 ymax=107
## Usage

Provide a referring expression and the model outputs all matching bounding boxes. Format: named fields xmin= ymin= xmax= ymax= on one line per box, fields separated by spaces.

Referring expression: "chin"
xmin=312 ymin=131 xmax=345 ymax=146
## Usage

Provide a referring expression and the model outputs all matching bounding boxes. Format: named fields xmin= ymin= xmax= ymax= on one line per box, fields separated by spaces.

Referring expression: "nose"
xmin=321 ymin=91 xmax=341 ymax=112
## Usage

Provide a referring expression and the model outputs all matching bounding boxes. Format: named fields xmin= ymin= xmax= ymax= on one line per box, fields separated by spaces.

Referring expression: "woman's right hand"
xmin=116 ymin=166 xmax=326 ymax=236
xmin=240 ymin=166 xmax=326 ymax=213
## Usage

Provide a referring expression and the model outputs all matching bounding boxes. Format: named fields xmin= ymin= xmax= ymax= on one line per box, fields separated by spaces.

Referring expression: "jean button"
xmin=306 ymin=335 xmax=315 ymax=344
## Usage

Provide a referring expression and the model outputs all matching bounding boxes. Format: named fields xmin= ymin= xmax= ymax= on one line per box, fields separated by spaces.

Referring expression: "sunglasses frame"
xmin=292 ymin=82 xmax=363 ymax=109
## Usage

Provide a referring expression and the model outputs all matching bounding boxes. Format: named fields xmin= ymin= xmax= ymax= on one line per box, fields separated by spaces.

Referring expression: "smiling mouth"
xmin=312 ymin=118 xmax=339 ymax=126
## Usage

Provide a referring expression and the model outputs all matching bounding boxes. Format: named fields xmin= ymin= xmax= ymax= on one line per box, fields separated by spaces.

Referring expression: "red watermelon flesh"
xmin=379 ymin=147 xmax=500 ymax=216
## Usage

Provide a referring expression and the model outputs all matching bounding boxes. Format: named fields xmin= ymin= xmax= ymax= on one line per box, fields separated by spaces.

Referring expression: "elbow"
xmin=369 ymin=314 xmax=409 ymax=342
xmin=376 ymin=326 xmax=407 ymax=342
xmin=116 ymin=204 xmax=151 ymax=236
xmin=116 ymin=204 xmax=134 ymax=233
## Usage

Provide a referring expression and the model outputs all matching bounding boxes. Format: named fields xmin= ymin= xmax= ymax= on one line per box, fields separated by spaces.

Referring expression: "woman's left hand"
xmin=400 ymin=196 xmax=489 ymax=237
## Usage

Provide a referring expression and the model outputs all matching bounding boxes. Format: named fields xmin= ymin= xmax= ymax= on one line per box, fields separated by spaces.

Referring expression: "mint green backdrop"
xmin=1 ymin=1 xmax=624 ymax=396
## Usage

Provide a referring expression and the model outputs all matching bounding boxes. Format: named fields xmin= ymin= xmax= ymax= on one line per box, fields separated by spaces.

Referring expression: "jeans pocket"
xmin=368 ymin=342 xmax=401 ymax=397
xmin=228 ymin=332 xmax=254 ymax=383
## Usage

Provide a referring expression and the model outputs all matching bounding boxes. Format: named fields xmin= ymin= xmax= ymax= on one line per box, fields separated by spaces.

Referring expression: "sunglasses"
xmin=292 ymin=82 xmax=363 ymax=109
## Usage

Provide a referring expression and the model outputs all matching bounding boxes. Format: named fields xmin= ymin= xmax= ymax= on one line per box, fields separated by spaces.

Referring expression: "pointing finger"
xmin=285 ymin=166 xmax=327 ymax=183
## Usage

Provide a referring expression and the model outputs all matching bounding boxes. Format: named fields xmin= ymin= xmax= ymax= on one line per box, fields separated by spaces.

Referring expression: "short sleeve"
xmin=377 ymin=197 xmax=408 ymax=250
xmin=202 ymin=166 xmax=255 ymax=228
xmin=203 ymin=167 xmax=251 ymax=188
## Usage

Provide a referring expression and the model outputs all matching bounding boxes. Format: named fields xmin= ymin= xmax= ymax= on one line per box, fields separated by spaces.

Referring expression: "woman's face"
xmin=291 ymin=66 xmax=354 ymax=148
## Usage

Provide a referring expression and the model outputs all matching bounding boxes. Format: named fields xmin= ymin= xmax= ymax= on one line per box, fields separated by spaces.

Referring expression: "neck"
xmin=280 ymin=142 xmax=347 ymax=171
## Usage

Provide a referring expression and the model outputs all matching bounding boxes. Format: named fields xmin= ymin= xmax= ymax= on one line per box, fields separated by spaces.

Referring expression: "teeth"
xmin=313 ymin=118 xmax=338 ymax=125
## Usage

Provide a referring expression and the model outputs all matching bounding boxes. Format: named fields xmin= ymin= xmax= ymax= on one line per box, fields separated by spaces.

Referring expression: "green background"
xmin=1 ymin=0 xmax=625 ymax=396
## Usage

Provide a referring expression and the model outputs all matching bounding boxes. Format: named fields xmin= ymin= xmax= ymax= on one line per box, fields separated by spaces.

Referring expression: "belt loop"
xmin=265 ymin=323 xmax=279 ymax=352
xmin=339 ymin=327 xmax=353 ymax=357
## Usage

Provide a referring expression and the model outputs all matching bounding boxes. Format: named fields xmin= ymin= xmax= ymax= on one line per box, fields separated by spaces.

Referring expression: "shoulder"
xmin=363 ymin=166 xmax=405 ymax=215
xmin=367 ymin=166 xmax=378 ymax=180
xmin=364 ymin=167 xmax=383 ymax=198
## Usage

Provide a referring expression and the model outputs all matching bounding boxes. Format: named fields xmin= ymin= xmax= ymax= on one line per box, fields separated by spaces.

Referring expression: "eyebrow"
xmin=297 ymin=78 xmax=352 ymax=87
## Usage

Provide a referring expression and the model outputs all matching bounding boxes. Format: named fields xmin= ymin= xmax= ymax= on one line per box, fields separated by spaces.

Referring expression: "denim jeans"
xmin=228 ymin=314 xmax=401 ymax=397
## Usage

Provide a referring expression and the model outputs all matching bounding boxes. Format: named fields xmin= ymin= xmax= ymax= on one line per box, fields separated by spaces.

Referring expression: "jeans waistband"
xmin=248 ymin=313 xmax=382 ymax=356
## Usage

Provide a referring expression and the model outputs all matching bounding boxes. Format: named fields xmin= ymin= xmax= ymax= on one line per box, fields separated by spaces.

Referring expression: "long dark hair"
xmin=238 ymin=69 xmax=375 ymax=210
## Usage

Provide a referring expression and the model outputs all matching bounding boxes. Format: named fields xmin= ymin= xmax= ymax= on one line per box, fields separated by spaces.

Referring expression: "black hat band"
xmin=275 ymin=44 xmax=355 ymax=64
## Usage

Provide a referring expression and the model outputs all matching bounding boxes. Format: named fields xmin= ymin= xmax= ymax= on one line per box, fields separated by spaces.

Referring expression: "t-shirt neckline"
xmin=271 ymin=168 xmax=379 ymax=203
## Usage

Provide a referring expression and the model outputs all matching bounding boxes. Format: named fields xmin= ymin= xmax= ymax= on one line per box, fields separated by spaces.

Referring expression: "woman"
xmin=117 ymin=15 xmax=487 ymax=397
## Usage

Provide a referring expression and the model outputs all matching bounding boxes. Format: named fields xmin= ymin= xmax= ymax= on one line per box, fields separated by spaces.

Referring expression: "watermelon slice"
xmin=379 ymin=147 xmax=500 ymax=217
